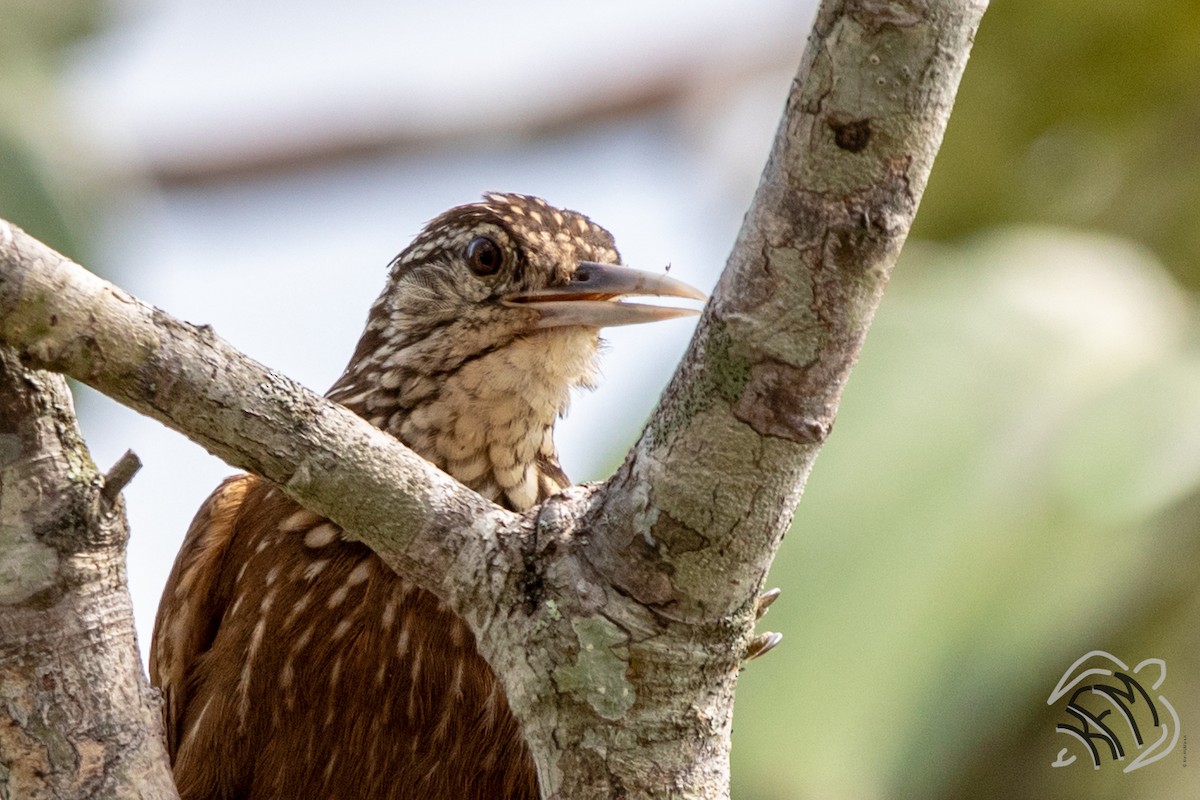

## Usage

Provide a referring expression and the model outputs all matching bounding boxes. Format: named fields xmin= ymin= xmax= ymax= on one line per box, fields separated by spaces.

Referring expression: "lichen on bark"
xmin=552 ymin=615 xmax=636 ymax=721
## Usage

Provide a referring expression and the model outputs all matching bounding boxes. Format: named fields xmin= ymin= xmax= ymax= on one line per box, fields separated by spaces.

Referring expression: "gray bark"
xmin=0 ymin=350 xmax=178 ymax=798
xmin=0 ymin=0 xmax=987 ymax=797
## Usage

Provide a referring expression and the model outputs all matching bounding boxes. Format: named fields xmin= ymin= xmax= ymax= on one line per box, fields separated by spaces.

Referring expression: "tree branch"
xmin=0 ymin=222 xmax=523 ymax=621
xmin=0 ymin=349 xmax=177 ymax=799
xmin=595 ymin=0 xmax=989 ymax=624
xmin=0 ymin=1 xmax=987 ymax=797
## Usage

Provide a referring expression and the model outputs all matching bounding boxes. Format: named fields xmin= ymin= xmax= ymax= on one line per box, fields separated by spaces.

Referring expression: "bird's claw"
xmin=754 ymin=587 xmax=781 ymax=620
xmin=742 ymin=588 xmax=783 ymax=663
xmin=745 ymin=631 xmax=783 ymax=662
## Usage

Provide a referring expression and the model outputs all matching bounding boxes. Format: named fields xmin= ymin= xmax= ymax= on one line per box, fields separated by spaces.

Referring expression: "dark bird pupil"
xmin=466 ymin=237 xmax=502 ymax=276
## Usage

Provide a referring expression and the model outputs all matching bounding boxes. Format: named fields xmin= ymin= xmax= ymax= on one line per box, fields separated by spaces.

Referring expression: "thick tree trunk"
xmin=0 ymin=1 xmax=987 ymax=797
xmin=0 ymin=350 xmax=177 ymax=799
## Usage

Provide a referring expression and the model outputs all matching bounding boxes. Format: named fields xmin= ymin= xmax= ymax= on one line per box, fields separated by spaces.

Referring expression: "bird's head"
xmin=329 ymin=192 xmax=704 ymax=509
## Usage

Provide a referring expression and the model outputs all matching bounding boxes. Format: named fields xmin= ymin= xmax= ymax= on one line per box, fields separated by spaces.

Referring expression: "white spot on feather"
xmin=237 ymin=616 xmax=267 ymax=727
xmin=327 ymin=584 xmax=349 ymax=608
xmin=304 ymin=523 xmax=338 ymax=548
xmin=345 ymin=559 xmax=372 ymax=586
xmin=280 ymin=508 xmax=321 ymax=532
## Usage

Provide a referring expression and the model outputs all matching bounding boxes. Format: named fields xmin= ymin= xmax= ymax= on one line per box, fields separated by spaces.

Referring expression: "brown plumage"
xmin=149 ymin=193 xmax=704 ymax=799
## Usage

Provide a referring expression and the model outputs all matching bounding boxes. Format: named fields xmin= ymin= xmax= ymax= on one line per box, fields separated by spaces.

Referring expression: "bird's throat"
xmin=331 ymin=328 xmax=599 ymax=511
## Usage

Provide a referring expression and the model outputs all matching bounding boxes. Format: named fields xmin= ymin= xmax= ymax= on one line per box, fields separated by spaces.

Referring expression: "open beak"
xmin=505 ymin=262 xmax=707 ymax=329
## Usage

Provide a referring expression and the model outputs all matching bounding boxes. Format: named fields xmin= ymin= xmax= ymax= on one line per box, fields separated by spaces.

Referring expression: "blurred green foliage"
xmin=733 ymin=2 xmax=1200 ymax=794
xmin=732 ymin=232 xmax=1200 ymax=799
xmin=914 ymin=0 xmax=1200 ymax=291
xmin=0 ymin=0 xmax=108 ymax=260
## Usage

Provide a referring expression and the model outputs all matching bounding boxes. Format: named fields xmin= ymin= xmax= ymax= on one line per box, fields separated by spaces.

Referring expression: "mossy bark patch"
xmin=552 ymin=615 xmax=635 ymax=721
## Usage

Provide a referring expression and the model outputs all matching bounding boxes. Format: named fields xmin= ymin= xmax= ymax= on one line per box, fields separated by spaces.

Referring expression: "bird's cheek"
xmin=503 ymin=306 xmax=552 ymax=336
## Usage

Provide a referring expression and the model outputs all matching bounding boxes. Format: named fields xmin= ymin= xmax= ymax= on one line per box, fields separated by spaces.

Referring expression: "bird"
xmin=148 ymin=192 xmax=708 ymax=800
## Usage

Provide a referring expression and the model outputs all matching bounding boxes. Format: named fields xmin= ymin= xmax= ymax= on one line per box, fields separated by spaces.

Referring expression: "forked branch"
xmin=0 ymin=1 xmax=987 ymax=797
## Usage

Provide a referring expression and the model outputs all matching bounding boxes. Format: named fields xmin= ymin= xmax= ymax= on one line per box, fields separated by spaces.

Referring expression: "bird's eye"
xmin=465 ymin=236 xmax=503 ymax=277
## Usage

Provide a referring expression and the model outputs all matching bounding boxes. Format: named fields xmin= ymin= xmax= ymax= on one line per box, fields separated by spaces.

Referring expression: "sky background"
xmin=59 ymin=0 xmax=812 ymax=667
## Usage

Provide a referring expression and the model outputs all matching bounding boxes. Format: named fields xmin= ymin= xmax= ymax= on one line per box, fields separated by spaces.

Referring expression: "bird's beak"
xmin=505 ymin=262 xmax=707 ymax=329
